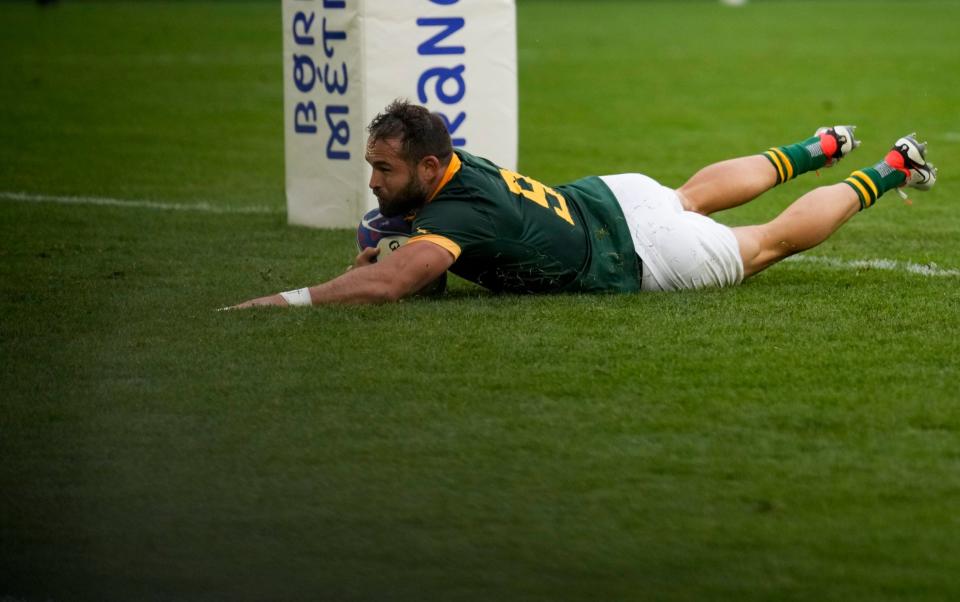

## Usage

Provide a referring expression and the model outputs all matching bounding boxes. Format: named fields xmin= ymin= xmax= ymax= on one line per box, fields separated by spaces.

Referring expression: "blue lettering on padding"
xmin=325 ymin=105 xmax=350 ymax=160
xmin=322 ymin=18 xmax=347 ymax=59
xmin=437 ymin=112 xmax=466 ymax=147
xmin=294 ymin=102 xmax=318 ymax=134
xmin=322 ymin=62 xmax=348 ymax=95
xmin=293 ymin=12 xmax=315 ymax=46
xmin=417 ymin=65 xmax=466 ymax=105
xmin=292 ymin=54 xmax=317 ymax=93
xmin=416 ymin=18 xmax=465 ymax=56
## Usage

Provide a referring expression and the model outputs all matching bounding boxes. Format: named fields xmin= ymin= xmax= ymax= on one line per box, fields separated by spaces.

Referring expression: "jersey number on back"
xmin=499 ymin=169 xmax=575 ymax=226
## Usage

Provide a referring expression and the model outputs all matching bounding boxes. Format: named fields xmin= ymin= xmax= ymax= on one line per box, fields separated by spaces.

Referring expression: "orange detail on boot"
xmin=884 ymin=150 xmax=911 ymax=178
xmin=818 ymin=132 xmax=839 ymax=158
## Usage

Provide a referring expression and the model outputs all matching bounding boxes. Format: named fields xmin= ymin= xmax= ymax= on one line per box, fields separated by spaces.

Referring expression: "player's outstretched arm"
xmin=225 ymin=241 xmax=454 ymax=309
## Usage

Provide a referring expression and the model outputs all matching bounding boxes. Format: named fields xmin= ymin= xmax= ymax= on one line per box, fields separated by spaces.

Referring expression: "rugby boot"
xmin=815 ymin=125 xmax=860 ymax=168
xmin=887 ymin=133 xmax=937 ymax=192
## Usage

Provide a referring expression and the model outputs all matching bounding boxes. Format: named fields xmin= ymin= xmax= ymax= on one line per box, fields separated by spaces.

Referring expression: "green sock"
xmin=843 ymin=161 xmax=907 ymax=210
xmin=762 ymin=135 xmax=830 ymax=185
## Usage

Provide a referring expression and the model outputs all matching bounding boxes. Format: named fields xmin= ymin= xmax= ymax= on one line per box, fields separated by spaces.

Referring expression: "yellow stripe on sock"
xmin=771 ymin=148 xmax=794 ymax=181
xmin=845 ymin=176 xmax=871 ymax=207
xmin=765 ymin=150 xmax=786 ymax=183
xmin=851 ymin=170 xmax=879 ymax=200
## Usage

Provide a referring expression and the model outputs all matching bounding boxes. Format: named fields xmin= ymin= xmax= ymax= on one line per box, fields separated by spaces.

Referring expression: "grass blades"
xmin=2 ymin=1 xmax=960 ymax=601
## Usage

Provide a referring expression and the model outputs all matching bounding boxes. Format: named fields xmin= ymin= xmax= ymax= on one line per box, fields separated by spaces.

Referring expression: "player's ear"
xmin=419 ymin=155 xmax=443 ymax=180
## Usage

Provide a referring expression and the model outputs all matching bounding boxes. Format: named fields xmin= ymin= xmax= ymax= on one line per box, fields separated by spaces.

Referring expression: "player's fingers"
xmin=354 ymin=246 xmax=381 ymax=267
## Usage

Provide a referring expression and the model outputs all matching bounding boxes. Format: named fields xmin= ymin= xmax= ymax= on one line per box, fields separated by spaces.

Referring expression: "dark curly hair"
xmin=367 ymin=99 xmax=453 ymax=165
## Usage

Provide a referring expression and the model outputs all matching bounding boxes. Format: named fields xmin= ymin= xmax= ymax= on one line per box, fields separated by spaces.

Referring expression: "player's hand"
xmin=351 ymin=246 xmax=380 ymax=269
xmin=220 ymin=293 xmax=289 ymax=311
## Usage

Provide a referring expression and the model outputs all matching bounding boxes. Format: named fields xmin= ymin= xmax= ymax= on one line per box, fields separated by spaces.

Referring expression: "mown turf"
xmin=2 ymin=1 xmax=960 ymax=601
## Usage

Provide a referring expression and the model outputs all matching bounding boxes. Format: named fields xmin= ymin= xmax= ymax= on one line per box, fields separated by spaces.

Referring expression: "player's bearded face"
xmin=376 ymin=169 xmax=430 ymax=217
xmin=366 ymin=137 xmax=431 ymax=217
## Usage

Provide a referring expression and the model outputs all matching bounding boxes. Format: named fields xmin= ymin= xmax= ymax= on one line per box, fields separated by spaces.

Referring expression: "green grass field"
xmin=3 ymin=1 xmax=960 ymax=600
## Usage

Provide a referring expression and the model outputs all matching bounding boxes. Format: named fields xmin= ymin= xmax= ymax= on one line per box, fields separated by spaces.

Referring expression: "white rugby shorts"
xmin=600 ymin=174 xmax=744 ymax=291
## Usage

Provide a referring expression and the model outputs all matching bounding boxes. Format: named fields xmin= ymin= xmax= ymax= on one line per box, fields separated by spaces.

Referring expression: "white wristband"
xmin=279 ymin=287 xmax=312 ymax=307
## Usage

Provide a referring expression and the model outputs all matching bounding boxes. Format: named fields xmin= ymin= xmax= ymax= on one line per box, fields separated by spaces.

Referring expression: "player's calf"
xmin=763 ymin=125 xmax=860 ymax=185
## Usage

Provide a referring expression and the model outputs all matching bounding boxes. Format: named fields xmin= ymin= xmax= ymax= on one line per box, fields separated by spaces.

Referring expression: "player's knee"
xmin=676 ymin=188 xmax=697 ymax=212
xmin=732 ymin=225 xmax=781 ymax=278
xmin=676 ymin=188 xmax=708 ymax=215
xmin=733 ymin=229 xmax=759 ymax=263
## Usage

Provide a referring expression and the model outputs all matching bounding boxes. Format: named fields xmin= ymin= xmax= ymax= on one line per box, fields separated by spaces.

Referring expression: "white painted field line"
xmin=0 ymin=190 xmax=282 ymax=215
xmin=788 ymin=254 xmax=960 ymax=278
xmin=3 ymin=190 xmax=956 ymax=278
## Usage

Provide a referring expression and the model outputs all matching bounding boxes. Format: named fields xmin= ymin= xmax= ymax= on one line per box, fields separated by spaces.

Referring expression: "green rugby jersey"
xmin=408 ymin=150 xmax=641 ymax=294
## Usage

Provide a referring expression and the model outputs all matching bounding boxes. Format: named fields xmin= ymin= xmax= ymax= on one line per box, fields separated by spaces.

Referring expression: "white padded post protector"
xmin=282 ymin=0 xmax=518 ymax=228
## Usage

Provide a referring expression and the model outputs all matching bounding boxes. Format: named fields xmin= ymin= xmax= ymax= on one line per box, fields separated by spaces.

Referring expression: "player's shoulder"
xmin=453 ymin=149 xmax=504 ymax=178
xmin=414 ymin=153 xmax=500 ymax=227
xmin=429 ymin=150 xmax=501 ymax=202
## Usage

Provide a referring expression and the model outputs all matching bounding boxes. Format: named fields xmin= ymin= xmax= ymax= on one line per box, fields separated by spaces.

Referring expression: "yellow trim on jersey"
xmin=407 ymin=234 xmax=462 ymax=260
xmin=771 ymin=148 xmax=794 ymax=181
xmin=427 ymin=153 xmax=463 ymax=202
xmin=851 ymin=170 xmax=879 ymax=199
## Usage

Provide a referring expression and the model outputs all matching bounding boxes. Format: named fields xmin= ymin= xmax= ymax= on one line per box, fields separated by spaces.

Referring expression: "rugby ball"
xmin=356 ymin=208 xmax=412 ymax=253
xmin=356 ymin=208 xmax=447 ymax=296
xmin=374 ymin=234 xmax=409 ymax=262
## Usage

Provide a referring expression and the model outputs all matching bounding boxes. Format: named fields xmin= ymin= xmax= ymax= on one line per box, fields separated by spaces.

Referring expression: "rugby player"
xmin=229 ymin=100 xmax=936 ymax=308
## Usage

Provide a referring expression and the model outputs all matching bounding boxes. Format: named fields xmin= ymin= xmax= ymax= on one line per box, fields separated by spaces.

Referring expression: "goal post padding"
xmin=282 ymin=0 xmax=518 ymax=228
